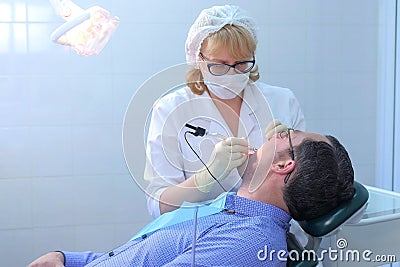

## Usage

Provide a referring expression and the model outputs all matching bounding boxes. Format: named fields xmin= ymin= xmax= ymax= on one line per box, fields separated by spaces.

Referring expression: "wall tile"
xmin=32 ymin=177 xmax=78 ymax=227
xmin=32 ymin=226 xmax=76 ymax=256
xmin=0 ymin=127 xmax=33 ymax=178
xmin=305 ymin=25 xmax=344 ymax=73
xmin=110 ymin=22 xmax=154 ymax=75
xmin=265 ymin=0 xmax=308 ymax=25
xmin=70 ymin=76 xmax=113 ymax=125
xmin=0 ymin=77 xmax=31 ymax=127
xmin=111 ymin=175 xmax=152 ymax=224
xmin=30 ymin=126 xmax=73 ymax=177
xmin=341 ymin=25 xmax=378 ymax=72
xmin=0 ymin=178 xmax=32 ymax=229
xmin=0 ymin=229 xmax=34 ymax=266
xmin=72 ymin=175 xmax=117 ymax=225
xmin=72 ymin=125 xmax=125 ymax=176
xmin=265 ymin=25 xmax=308 ymax=73
xmin=112 ymin=74 xmax=144 ymax=125
xmin=29 ymin=76 xmax=73 ymax=126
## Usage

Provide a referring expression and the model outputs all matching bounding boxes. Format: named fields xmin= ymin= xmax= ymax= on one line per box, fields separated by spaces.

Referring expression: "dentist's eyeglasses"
xmin=199 ymin=52 xmax=255 ymax=76
xmin=279 ymin=129 xmax=294 ymax=184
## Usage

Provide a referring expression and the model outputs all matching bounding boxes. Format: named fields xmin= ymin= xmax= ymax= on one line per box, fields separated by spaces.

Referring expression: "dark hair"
xmin=326 ymin=135 xmax=355 ymax=199
xmin=283 ymin=136 xmax=354 ymax=221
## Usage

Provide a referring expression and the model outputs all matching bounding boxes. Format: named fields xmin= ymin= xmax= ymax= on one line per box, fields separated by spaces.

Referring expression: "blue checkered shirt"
xmin=63 ymin=194 xmax=291 ymax=266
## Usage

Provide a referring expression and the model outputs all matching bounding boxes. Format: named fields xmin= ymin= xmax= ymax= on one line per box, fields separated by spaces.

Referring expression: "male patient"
xmin=28 ymin=129 xmax=354 ymax=267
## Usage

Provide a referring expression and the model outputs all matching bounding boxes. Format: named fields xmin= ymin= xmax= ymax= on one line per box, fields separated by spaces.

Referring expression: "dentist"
xmin=145 ymin=5 xmax=306 ymax=218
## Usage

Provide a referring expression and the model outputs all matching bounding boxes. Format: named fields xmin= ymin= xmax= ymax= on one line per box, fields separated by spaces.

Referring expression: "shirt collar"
xmin=224 ymin=194 xmax=292 ymax=224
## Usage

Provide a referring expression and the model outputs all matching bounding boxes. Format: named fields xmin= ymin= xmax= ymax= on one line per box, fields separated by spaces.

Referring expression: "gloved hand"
xmin=265 ymin=119 xmax=289 ymax=140
xmin=195 ymin=137 xmax=249 ymax=193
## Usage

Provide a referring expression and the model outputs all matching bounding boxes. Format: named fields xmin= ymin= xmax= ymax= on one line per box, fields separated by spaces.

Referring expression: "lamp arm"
xmin=49 ymin=0 xmax=84 ymax=20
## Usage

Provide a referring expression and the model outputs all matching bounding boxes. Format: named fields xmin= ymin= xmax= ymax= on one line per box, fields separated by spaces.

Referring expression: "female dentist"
xmin=145 ymin=5 xmax=305 ymax=218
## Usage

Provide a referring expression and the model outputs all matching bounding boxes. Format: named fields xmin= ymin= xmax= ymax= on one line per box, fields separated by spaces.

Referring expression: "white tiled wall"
xmin=0 ymin=0 xmax=380 ymax=266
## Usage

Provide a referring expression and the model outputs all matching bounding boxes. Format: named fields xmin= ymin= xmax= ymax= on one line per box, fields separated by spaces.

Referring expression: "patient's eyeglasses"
xmin=279 ymin=129 xmax=294 ymax=184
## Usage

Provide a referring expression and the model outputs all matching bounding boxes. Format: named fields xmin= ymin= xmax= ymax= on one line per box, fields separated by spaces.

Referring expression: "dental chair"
xmin=286 ymin=181 xmax=369 ymax=267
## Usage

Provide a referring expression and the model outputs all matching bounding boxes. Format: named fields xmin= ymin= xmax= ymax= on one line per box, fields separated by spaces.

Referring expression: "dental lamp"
xmin=49 ymin=0 xmax=119 ymax=56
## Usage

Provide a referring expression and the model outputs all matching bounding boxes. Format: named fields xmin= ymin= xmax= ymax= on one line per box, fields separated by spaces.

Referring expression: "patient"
xmin=28 ymin=130 xmax=354 ymax=267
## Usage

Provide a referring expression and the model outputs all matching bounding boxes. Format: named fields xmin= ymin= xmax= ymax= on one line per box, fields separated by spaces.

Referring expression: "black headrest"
xmin=298 ymin=181 xmax=369 ymax=237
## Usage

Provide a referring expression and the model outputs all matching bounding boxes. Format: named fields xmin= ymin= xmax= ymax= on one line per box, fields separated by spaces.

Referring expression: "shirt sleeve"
xmin=63 ymin=251 xmax=104 ymax=267
xmin=161 ymin=227 xmax=286 ymax=267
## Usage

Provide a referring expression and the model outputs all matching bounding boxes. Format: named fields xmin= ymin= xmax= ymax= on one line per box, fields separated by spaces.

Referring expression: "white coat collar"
xmin=202 ymin=83 xmax=261 ymax=139
xmin=237 ymin=83 xmax=259 ymax=138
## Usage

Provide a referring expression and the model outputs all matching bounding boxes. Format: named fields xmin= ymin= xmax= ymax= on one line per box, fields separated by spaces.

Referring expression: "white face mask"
xmin=202 ymin=70 xmax=250 ymax=99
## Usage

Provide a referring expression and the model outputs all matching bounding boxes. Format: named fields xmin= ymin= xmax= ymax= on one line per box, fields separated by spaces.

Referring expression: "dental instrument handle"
xmin=208 ymin=132 xmax=227 ymax=140
xmin=207 ymin=132 xmax=258 ymax=155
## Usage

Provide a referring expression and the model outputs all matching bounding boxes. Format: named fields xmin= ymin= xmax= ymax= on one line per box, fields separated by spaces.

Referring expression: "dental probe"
xmin=184 ymin=123 xmax=258 ymax=155
xmin=206 ymin=132 xmax=258 ymax=155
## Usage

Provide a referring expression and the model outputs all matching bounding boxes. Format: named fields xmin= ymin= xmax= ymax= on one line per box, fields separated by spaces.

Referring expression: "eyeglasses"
xmin=199 ymin=52 xmax=255 ymax=76
xmin=279 ymin=129 xmax=294 ymax=184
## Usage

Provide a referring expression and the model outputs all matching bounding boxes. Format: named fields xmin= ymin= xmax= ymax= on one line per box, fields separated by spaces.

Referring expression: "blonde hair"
xmin=186 ymin=24 xmax=260 ymax=95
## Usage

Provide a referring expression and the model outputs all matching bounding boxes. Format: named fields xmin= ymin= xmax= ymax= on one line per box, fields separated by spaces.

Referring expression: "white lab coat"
xmin=144 ymin=81 xmax=305 ymax=218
